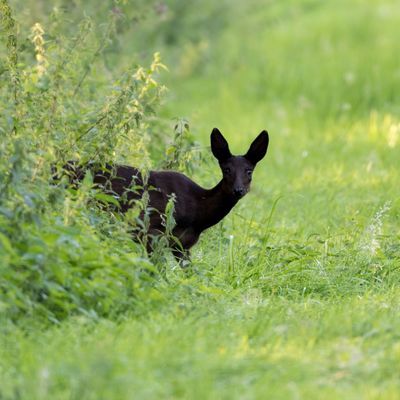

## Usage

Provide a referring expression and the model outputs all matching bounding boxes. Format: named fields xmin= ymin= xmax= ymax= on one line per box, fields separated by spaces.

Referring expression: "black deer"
xmin=64 ymin=128 xmax=269 ymax=262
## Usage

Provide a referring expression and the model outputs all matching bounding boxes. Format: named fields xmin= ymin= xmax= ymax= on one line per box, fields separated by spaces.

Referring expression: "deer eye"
xmin=223 ymin=167 xmax=231 ymax=174
xmin=246 ymin=169 xmax=253 ymax=178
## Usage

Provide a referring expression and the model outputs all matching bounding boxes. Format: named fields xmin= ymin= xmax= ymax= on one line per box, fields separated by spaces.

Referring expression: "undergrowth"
xmin=0 ymin=0 xmax=180 ymax=323
xmin=1 ymin=1 xmax=400 ymax=398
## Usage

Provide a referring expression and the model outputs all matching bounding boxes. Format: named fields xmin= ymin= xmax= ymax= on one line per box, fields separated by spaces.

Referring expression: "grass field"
xmin=1 ymin=0 xmax=400 ymax=398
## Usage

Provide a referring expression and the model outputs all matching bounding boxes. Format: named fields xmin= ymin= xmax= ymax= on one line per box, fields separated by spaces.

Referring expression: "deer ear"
xmin=245 ymin=130 xmax=269 ymax=165
xmin=211 ymin=128 xmax=232 ymax=162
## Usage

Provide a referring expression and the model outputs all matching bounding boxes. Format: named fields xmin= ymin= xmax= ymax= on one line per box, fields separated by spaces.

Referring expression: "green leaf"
xmin=94 ymin=193 xmax=121 ymax=208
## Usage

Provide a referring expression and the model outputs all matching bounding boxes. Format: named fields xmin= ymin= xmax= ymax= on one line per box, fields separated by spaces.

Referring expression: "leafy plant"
xmin=0 ymin=0 xmax=170 ymax=323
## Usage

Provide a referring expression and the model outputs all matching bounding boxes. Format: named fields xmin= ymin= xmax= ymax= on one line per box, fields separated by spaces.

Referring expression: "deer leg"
xmin=171 ymin=246 xmax=191 ymax=268
xmin=171 ymin=228 xmax=199 ymax=268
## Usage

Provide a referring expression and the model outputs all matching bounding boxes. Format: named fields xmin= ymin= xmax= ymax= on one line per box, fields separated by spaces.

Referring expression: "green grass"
xmin=1 ymin=0 xmax=400 ymax=398
xmin=2 ymin=291 xmax=400 ymax=399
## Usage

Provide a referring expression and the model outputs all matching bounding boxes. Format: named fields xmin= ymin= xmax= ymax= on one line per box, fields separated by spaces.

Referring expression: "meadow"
xmin=0 ymin=0 xmax=400 ymax=398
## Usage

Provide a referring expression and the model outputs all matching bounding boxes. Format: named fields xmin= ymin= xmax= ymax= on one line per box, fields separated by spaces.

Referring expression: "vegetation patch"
xmin=0 ymin=0 xmax=399 ymax=398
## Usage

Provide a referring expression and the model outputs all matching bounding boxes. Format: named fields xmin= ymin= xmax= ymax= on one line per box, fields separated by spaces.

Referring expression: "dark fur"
xmin=63 ymin=128 xmax=269 ymax=262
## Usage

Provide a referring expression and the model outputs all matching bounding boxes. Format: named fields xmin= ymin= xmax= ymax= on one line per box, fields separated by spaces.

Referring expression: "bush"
xmin=0 ymin=0 xmax=169 ymax=323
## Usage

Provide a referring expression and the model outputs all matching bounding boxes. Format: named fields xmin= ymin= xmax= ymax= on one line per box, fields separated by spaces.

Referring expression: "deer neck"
xmin=197 ymin=180 xmax=239 ymax=231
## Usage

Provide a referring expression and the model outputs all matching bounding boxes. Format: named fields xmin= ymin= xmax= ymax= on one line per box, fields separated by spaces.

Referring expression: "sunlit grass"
xmin=1 ymin=0 xmax=400 ymax=398
xmin=2 ymin=291 xmax=400 ymax=399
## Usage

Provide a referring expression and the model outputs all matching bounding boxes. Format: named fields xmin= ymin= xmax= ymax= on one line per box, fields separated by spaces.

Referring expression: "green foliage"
xmin=1 ymin=0 xmax=400 ymax=398
xmin=162 ymin=118 xmax=203 ymax=173
xmin=0 ymin=0 xmax=170 ymax=323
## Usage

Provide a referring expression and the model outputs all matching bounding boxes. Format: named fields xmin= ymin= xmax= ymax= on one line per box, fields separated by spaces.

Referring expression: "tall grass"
xmin=1 ymin=0 xmax=400 ymax=398
xmin=0 ymin=1 xmax=175 ymax=323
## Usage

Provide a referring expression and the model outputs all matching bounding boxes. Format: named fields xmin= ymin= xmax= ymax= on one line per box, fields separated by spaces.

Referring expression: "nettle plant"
xmin=0 ymin=1 xmax=173 ymax=322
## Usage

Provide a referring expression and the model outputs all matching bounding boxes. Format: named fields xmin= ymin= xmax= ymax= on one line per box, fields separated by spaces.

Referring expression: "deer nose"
xmin=233 ymin=187 xmax=246 ymax=197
